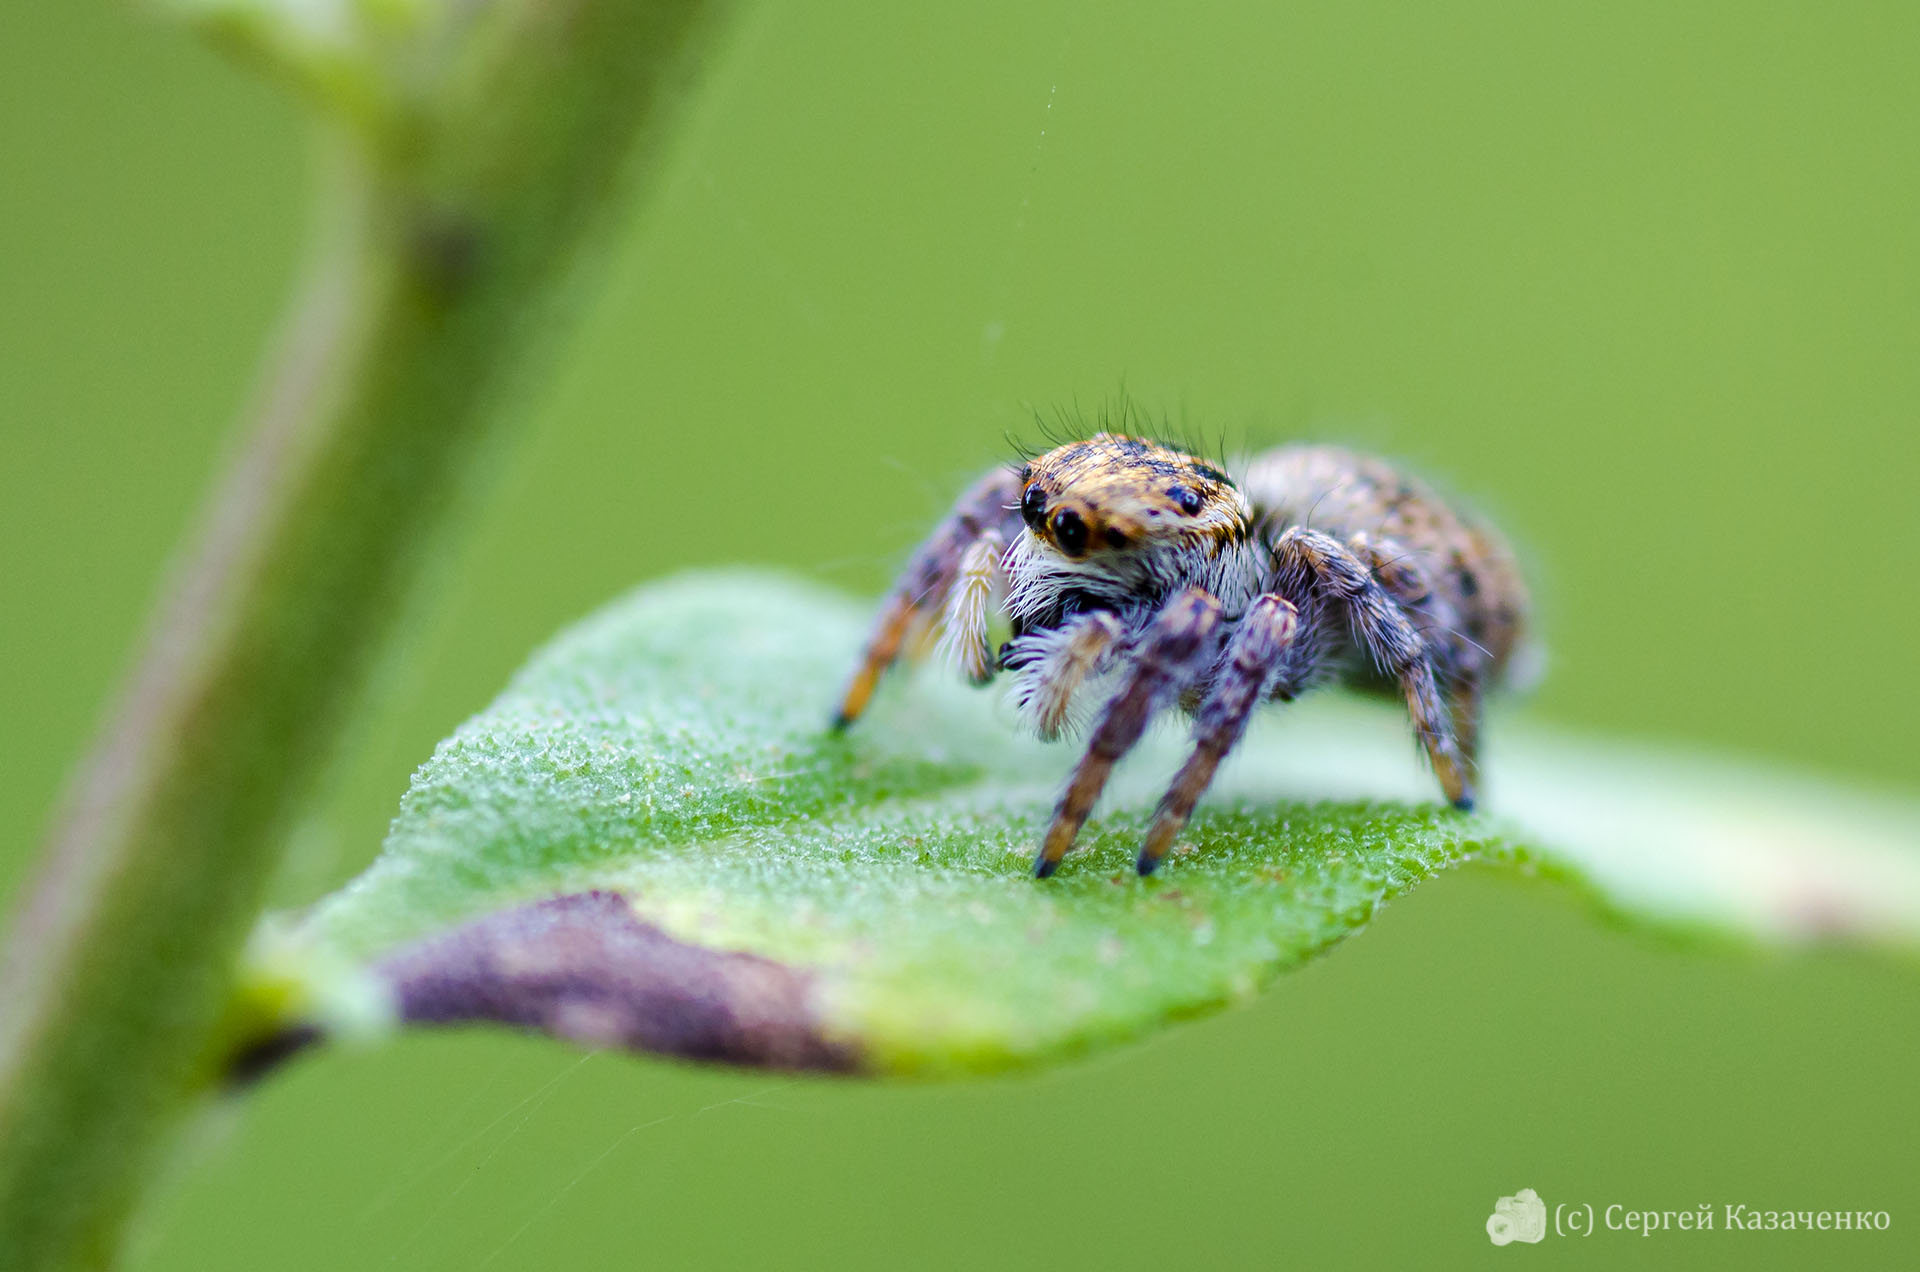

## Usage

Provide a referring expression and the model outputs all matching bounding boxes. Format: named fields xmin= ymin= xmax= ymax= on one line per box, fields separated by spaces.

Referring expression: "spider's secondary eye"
xmin=1168 ymin=485 xmax=1205 ymax=516
xmin=1020 ymin=484 xmax=1047 ymax=527
xmin=1050 ymin=508 xmax=1089 ymax=556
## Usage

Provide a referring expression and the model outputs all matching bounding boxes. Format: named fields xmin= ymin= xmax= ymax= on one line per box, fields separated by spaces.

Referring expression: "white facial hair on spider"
xmin=1001 ymin=517 xmax=1263 ymax=631
xmin=998 ymin=522 xmax=1265 ymax=739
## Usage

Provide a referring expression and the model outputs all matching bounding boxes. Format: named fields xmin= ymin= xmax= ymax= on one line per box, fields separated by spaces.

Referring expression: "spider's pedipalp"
xmin=1009 ymin=609 xmax=1127 ymax=740
xmin=935 ymin=529 xmax=1006 ymax=685
xmin=1137 ymin=594 xmax=1300 ymax=875
xmin=1272 ymin=527 xmax=1473 ymax=809
xmin=832 ymin=465 xmax=1024 ymax=728
xmin=1034 ymin=587 xmax=1222 ymax=877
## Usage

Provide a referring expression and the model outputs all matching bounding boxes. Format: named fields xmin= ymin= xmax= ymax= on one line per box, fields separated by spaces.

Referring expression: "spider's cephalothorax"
xmin=832 ymin=432 xmax=1530 ymax=878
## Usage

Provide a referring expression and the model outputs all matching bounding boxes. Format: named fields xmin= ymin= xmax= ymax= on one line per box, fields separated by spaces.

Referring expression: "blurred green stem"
xmin=0 ymin=1 xmax=731 ymax=1266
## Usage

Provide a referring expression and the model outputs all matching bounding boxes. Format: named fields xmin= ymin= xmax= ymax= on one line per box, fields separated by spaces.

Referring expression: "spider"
xmin=832 ymin=432 xmax=1530 ymax=878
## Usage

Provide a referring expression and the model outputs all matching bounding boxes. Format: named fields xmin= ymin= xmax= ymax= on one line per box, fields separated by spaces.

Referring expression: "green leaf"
xmin=258 ymin=572 xmax=1920 ymax=1075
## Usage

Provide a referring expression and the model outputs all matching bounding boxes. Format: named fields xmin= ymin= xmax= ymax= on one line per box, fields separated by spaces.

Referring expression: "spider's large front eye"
xmin=1050 ymin=508 xmax=1089 ymax=556
xmin=1020 ymin=483 xmax=1047 ymax=528
xmin=1168 ymin=485 xmax=1205 ymax=516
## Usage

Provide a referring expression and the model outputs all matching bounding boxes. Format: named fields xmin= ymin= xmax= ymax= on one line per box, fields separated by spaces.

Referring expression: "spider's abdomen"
xmin=1241 ymin=445 xmax=1530 ymax=686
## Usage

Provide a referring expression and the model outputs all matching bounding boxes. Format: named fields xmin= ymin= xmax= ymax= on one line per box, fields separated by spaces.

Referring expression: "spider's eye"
xmin=1020 ymin=484 xmax=1047 ymax=528
xmin=1050 ymin=508 xmax=1089 ymax=556
xmin=1168 ymin=485 xmax=1205 ymax=516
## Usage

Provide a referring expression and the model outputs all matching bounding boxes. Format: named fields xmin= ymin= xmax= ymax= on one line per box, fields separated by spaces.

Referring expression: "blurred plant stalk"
xmin=0 ymin=1 xmax=732 ymax=1266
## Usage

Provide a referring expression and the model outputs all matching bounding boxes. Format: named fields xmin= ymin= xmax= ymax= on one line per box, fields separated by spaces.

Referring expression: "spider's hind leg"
xmin=832 ymin=465 xmax=1023 ymax=728
xmin=1274 ymin=528 xmax=1473 ymax=810
xmin=1441 ymin=674 xmax=1486 ymax=807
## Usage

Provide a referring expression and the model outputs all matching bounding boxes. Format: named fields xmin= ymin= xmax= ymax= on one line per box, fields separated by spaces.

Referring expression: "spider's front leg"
xmin=1136 ymin=594 xmax=1300 ymax=875
xmin=1273 ymin=527 xmax=1473 ymax=808
xmin=1033 ymin=587 xmax=1222 ymax=878
xmin=832 ymin=465 xmax=1023 ymax=728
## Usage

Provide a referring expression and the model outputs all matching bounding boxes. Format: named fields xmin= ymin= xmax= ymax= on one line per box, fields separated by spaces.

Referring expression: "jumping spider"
xmin=832 ymin=433 xmax=1530 ymax=878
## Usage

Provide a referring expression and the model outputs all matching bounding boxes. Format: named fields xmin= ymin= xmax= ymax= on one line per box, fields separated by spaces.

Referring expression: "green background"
xmin=4 ymin=1 xmax=1916 ymax=1267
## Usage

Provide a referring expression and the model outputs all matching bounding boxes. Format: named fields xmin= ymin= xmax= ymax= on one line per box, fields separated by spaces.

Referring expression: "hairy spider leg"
xmin=1444 ymin=675 xmax=1486 ymax=794
xmin=1033 ymin=587 xmax=1222 ymax=878
xmin=832 ymin=465 xmax=1024 ymax=728
xmin=1345 ymin=530 xmax=1434 ymax=610
xmin=1271 ymin=528 xmax=1473 ymax=809
xmin=1136 ymin=594 xmax=1300 ymax=875
xmin=1349 ymin=532 xmax=1489 ymax=799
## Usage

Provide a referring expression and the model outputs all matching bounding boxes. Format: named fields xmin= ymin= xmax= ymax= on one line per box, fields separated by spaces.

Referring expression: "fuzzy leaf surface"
xmin=274 ymin=573 xmax=1920 ymax=1073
